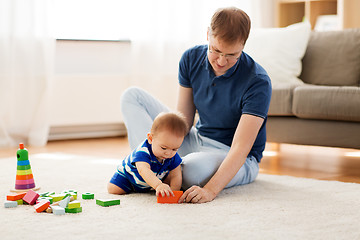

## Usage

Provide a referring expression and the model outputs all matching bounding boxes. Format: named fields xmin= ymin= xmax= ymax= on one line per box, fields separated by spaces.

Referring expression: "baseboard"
xmin=48 ymin=123 xmax=127 ymax=141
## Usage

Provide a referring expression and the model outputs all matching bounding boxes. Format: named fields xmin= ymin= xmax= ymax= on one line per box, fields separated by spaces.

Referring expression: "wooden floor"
xmin=2 ymin=137 xmax=360 ymax=184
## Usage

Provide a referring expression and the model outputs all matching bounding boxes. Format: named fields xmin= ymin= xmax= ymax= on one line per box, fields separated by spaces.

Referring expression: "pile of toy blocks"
xmin=4 ymin=189 xmax=94 ymax=215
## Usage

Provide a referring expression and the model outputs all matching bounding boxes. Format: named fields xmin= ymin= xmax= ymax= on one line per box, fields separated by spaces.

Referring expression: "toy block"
xmin=62 ymin=189 xmax=77 ymax=195
xmin=39 ymin=191 xmax=50 ymax=197
xmin=34 ymin=200 xmax=50 ymax=213
xmin=46 ymin=207 xmax=53 ymax=213
xmin=16 ymin=199 xmax=24 ymax=205
xmin=51 ymin=206 xmax=65 ymax=215
xmin=4 ymin=200 xmax=18 ymax=208
xmin=23 ymin=189 xmax=40 ymax=205
xmin=7 ymin=192 xmax=26 ymax=201
xmin=37 ymin=197 xmax=53 ymax=204
xmin=61 ymin=192 xmax=77 ymax=200
xmin=82 ymin=192 xmax=94 ymax=199
xmin=65 ymin=206 xmax=82 ymax=213
xmin=58 ymin=196 xmax=71 ymax=208
xmin=50 ymin=193 xmax=66 ymax=202
xmin=67 ymin=200 xmax=81 ymax=209
xmin=96 ymin=199 xmax=120 ymax=207
xmin=157 ymin=191 xmax=183 ymax=204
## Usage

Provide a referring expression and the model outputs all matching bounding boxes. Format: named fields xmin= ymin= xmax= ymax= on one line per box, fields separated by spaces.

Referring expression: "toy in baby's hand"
xmin=157 ymin=191 xmax=183 ymax=204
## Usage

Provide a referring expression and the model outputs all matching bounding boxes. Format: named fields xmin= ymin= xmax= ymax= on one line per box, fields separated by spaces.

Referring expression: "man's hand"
xmin=178 ymin=186 xmax=217 ymax=203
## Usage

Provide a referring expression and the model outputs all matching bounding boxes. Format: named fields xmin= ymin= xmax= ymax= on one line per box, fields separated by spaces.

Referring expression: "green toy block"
xmin=16 ymin=199 xmax=24 ymax=205
xmin=39 ymin=192 xmax=50 ymax=197
xmin=82 ymin=192 xmax=94 ymax=199
xmin=40 ymin=191 xmax=55 ymax=197
xmin=62 ymin=189 xmax=77 ymax=195
xmin=96 ymin=199 xmax=120 ymax=207
xmin=67 ymin=200 xmax=81 ymax=209
xmin=50 ymin=193 xmax=66 ymax=202
xmin=62 ymin=191 xmax=77 ymax=200
xmin=65 ymin=206 xmax=82 ymax=213
xmin=63 ymin=193 xmax=72 ymax=199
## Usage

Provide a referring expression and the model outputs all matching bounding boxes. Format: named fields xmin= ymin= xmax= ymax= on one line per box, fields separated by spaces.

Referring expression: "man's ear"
xmin=147 ymin=133 xmax=153 ymax=144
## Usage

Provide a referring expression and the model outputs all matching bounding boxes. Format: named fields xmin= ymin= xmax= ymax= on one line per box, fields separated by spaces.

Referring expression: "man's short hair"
xmin=210 ymin=7 xmax=251 ymax=45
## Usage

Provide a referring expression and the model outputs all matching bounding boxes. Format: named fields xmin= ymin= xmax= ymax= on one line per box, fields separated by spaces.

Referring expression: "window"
xmin=49 ymin=0 xmax=131 ymax=41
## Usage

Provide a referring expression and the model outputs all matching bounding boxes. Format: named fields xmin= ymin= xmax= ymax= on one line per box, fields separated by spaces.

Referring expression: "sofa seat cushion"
xmin=292 ymin=85 xmax=360 ymax=122
xmin=268 ymin=83 xmax=302 ymax=116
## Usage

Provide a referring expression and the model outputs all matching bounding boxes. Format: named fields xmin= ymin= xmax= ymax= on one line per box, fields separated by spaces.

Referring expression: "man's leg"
xmin=181 ymin=148 xmax=259 ymax=190
xmin=121 ymin=87 xmax=170 ymax=149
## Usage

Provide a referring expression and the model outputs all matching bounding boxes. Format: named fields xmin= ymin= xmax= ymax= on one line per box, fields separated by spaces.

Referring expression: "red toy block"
xmin=157 ymin=191 xmax=183 ymax=204
xmin=34 ymin=200 xmax=50 ymax=213
xmin=23 ymin=189 xmax=40 ymax=205
xmin=7 ymin=192 xmax=26 ymax=201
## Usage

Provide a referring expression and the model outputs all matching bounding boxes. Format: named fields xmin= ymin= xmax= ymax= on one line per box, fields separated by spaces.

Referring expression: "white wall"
xmin=49 ymin=40 xmax=179 ymax=139
xmin=49 ymin=2 xmax=275 ymax=139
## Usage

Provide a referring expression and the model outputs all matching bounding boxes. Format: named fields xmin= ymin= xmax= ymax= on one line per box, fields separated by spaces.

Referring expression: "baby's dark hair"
xmin=151 ymin=112 xmax=188 ymax=138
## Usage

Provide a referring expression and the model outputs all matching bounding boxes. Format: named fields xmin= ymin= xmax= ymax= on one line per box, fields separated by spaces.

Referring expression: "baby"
xmin=107 ymin=112 xmax=188 ymax=197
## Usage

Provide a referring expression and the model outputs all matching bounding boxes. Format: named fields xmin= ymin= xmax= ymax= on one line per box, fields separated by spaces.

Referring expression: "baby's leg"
xmin=107 ymin=182 xmax=127 ymax=195
xmin=108 ymin=171 xmax=133 ymax=195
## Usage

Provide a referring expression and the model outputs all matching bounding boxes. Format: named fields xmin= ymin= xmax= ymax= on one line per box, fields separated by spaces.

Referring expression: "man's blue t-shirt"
xmin=178 ymin=45 xmax=272 ymax=162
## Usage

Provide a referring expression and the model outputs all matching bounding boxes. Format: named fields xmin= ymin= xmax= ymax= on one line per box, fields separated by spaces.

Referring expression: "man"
xmin=121 ymin=7 xmax=271 ymax=203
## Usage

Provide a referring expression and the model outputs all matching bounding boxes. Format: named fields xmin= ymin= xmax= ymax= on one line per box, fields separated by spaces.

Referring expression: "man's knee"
xmin=121 ymin=86 xmax=143 ymax=105
xmin=181 ymin=152 xmax=223 ymax=190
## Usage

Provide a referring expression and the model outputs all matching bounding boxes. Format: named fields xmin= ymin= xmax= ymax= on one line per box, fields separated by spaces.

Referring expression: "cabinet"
xmin=276 ymin=0 xmax=360 ymax=29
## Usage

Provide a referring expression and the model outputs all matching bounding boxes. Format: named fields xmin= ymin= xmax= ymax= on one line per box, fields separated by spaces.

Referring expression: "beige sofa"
xmin=267 ymin=29 xmax=360 ymax=149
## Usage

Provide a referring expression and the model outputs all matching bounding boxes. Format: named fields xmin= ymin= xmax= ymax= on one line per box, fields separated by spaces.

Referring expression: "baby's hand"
xmin=155 ymin=183 xmax=174 ymax=197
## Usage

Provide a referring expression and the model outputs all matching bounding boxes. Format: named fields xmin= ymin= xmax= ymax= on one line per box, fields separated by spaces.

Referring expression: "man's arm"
xmin=179 ymin=114 xmax=264 ymax=203
xmin=176 ymin=85 xmax=196 ymax=133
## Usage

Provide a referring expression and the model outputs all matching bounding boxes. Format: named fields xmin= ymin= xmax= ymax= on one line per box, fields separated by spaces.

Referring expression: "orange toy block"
xmin=34 ymin=200 xmax=50 ymax=213
xmin=157 ymin=191 xmax=183 ymax=204
xmin=7 ymin=192 xmax=27 ymax=201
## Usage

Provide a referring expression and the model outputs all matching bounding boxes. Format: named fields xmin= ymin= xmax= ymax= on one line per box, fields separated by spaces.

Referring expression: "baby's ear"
xmin=147 ymin=133 xmax=153 ymax=144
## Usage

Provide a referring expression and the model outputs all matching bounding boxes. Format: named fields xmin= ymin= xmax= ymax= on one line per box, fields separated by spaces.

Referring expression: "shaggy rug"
xmin=0 ymin=153 xmax=359 ymax=240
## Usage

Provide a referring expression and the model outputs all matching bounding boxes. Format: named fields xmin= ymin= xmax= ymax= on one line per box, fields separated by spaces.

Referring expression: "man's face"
xmin=207 ymin=32 xmax=244 ymax=76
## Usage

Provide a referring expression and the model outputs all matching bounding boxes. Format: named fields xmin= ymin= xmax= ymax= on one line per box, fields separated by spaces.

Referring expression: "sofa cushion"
xmin=300 ymin=29 xmax=360 ymax=86
xmin=268 ymin=83 xmax=302 ymax=116
xmin=292 ymin=85 xmax=360 ymax=122
xmin=244 ymin=21 xmax=310 ymax=85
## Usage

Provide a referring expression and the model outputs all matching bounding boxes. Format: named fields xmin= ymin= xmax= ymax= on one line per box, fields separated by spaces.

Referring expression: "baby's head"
xmin=147 ymin=112 xmax=188 ymax=161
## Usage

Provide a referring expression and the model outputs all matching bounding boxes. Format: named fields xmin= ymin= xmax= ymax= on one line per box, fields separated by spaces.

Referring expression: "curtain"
xmin=0 ymin=0 xmax=54 ymax=147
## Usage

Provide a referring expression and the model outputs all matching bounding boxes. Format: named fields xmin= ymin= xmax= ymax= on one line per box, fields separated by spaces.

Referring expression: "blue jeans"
xmin=121 ymin=87 xmax=259 ymax=190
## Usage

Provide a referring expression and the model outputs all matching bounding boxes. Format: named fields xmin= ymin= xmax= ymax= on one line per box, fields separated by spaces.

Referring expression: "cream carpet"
xmin=1 ymin=153 xmax=360 ymax=240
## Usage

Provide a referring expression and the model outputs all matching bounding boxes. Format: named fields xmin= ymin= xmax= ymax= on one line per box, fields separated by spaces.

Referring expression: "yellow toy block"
xmin=50 ymin=193 xmax=66 ymax=202
xmin=67 ymin=200 xmax=81 ymax=209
